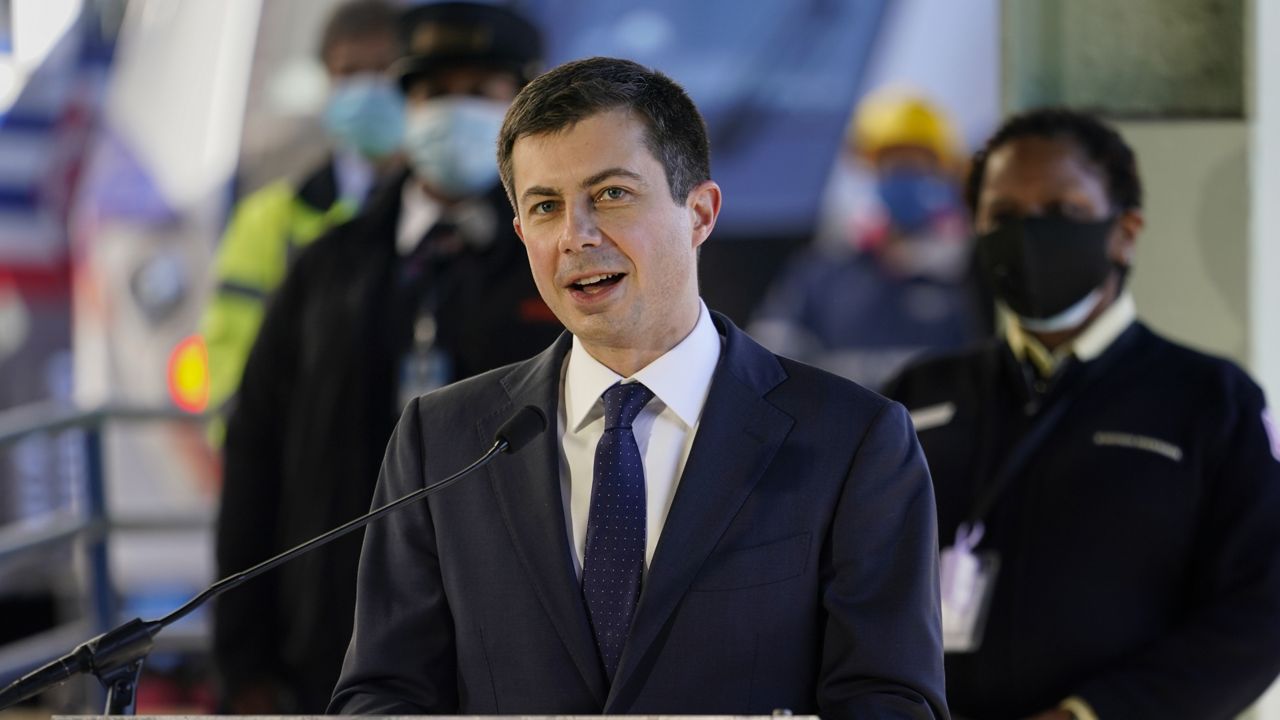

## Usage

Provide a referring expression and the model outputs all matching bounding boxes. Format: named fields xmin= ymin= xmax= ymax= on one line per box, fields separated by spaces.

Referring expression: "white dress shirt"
xmin=395 ymin=179 xmax=443 ymax=256
xmin=558 ymin=301 xmax=722 ymax=578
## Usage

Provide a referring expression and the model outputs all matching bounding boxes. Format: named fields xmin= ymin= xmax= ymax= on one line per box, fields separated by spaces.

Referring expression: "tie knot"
xmin=601 ymin=382 xmax=654 ymax=430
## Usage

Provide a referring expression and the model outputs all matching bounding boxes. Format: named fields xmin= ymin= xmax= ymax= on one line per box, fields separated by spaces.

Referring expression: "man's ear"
xmin=687 ymin=180 xmax=722 ymax=249
xmin=1109 ymin=207 xmax=1143 ymax=266
xmin=513 ymin=215 xmax=526 ymax=245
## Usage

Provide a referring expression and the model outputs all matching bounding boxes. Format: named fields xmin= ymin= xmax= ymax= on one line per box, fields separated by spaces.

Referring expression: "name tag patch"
xmin=909 ymin=402 xmax=956 ymax=432
xmin=1093 ymin=431 xmax=1183 ymax=462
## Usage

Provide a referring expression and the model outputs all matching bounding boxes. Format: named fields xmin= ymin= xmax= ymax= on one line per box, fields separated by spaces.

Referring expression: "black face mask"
xmin=975 ymin=215 xmax=1115 ymax=320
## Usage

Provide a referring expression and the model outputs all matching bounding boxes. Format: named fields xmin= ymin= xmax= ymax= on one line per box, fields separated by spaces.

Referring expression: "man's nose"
xmin=560 ymin=198 xmax=602 ymax=253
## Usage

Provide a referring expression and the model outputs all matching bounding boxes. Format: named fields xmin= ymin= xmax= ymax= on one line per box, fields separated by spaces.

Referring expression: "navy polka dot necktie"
xmin=582 ymin=380 xmax=654 ymax=682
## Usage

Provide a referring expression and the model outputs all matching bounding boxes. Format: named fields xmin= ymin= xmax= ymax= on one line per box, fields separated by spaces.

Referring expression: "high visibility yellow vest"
xmin=200 ymin=177 xmax=357 ymax=446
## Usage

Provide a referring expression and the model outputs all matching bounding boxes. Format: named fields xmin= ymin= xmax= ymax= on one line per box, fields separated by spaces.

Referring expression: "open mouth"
xmin=569 ymin=272 xmax=626 ymax=294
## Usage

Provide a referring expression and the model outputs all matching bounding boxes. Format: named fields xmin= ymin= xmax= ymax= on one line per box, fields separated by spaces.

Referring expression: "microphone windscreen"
xmin=494 ymin=406 xmax=547 ymax=453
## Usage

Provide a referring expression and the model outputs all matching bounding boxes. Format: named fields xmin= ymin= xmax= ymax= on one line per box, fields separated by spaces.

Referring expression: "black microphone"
xmin=0 ymin=405 xmax=547 ymax=714
xmin=495 ymin=404 xmax=546 ymax=453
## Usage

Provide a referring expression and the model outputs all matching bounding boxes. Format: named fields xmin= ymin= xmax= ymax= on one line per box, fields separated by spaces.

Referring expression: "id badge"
xmin=940 ymin=522 xmax=999 ymax=653
xmin=397 ymin=314 xmax=452 ymax=411
xmin=398 ymin=345 xmax=451 ymax=410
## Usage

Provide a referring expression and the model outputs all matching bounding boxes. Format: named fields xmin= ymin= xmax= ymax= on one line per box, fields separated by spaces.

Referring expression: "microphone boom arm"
xmin=0 ymin=405 xmax=545 ymax=714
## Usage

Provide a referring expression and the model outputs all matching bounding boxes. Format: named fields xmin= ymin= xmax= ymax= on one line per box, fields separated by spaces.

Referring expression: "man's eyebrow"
xmin=520 ymin=168 xmax=648 ymax=203
xmin=581 ymin=167 xmax=646 ymax=189
xmin=520 ymin=185 xmax=560 ymax=202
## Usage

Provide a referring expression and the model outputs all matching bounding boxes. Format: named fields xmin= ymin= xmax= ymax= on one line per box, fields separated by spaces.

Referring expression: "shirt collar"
xmin=1003 ymin=290 xmax=1137 ymax=376
xmin=565 ymin=301 xmax=721 ymax=433
xmin=396 ymin=183 xmax=496 ymax=257
xmin=396 ymin=180 xmax=443 ymax=256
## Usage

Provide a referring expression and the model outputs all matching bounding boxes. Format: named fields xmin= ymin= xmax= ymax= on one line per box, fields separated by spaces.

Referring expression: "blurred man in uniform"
xmin=752 ymin=89 xmax=986 ymax=390
xmin=212 ymin=3 xmax=561 ymax=713
xmin=887 ymin=108 xmax=1280 ymax=720
xmin=201 ymin=0 xmax=405 ymax=445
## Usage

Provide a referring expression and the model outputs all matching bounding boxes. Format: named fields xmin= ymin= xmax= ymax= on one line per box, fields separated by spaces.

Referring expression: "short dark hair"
xmin=497 ymin=57 xmax=711 ymax=210
xmin=319 ymin=0 xmax=398 ymax=64
xmin=965 ymin=107 xmax=1143 ymax=215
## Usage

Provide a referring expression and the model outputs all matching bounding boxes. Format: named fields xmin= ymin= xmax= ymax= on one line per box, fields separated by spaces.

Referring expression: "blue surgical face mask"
xmin=876 ymin=168 xmax=960 ymax=235
xmin=322 ymin=74 xmax=405 ymax=159
xmin=402 ymin=96 xmax=508 ymax=199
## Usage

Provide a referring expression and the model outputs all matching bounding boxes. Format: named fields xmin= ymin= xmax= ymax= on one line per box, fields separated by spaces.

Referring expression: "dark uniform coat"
xmin=213 ymin=173 xmax=562 ymax=712
xmin=886 ymin=322 xmax=1280 ymax=720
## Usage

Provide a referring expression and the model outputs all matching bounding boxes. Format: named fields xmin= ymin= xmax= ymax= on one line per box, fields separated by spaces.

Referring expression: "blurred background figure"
xmin=212 ymin=2 xmax=560 ymax=714
xmin=887 ymin=108 xmax=1280 ymax=720
xmin=199 ymin=0 xmax=404 ymax=447
xmin=750 ymin=88 xmax=989 ymax=390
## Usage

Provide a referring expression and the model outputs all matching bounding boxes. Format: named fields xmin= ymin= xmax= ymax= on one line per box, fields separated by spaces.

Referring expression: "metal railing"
xmin=0 ymin=401 xmax=209 ymax=691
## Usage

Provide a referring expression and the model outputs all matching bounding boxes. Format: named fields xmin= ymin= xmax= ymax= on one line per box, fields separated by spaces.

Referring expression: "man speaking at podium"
xmin=330 ymin=57 xmax=947 ymax=719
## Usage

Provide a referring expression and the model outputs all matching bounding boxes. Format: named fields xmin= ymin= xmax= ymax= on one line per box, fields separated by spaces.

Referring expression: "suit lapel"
xmin=482 ymin=333 xmax=608 ymax=705
xmin=606 ymin=315 xmax=795 ymax=710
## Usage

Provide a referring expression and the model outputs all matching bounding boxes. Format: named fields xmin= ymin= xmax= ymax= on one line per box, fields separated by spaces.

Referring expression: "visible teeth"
xmin=576 ymin=273 xmax=618 ymax=286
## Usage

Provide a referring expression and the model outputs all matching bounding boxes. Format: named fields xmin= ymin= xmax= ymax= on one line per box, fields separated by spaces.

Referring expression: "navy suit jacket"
xmin=330 ymin=312 xmax=947 ymax=718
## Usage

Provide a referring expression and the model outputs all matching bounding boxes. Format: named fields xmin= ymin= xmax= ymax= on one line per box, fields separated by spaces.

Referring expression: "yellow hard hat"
xmin=851 ymin=89 xmax=959 ymax=163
